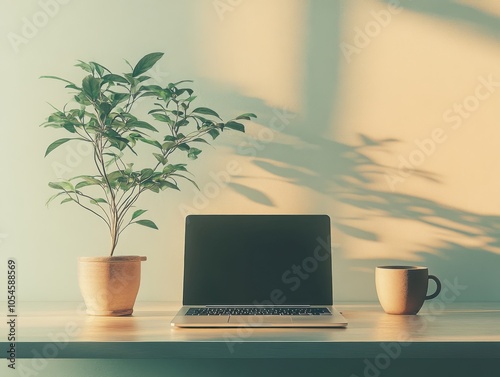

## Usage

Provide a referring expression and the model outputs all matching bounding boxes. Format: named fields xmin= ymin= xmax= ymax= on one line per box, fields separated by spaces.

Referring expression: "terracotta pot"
xmin=78 ymin=255 xmax=147 ymax=316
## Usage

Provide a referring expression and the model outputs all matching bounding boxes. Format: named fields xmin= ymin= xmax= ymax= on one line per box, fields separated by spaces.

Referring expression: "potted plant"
xmin=41 ymin=52 xmax=255 ymax=315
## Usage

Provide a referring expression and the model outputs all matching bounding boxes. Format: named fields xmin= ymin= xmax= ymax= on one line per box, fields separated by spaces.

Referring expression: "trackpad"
xmin=228 ymin=316 xmax=293 ymax=324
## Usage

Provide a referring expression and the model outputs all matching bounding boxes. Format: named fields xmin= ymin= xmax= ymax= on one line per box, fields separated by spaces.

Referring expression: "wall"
xmin=1 ymin=0 xmax=500 ymax=306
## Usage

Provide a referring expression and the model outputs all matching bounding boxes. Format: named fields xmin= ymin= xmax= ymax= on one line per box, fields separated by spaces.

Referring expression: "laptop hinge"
xmin=205 ymin=305 xmax=311 ymax=308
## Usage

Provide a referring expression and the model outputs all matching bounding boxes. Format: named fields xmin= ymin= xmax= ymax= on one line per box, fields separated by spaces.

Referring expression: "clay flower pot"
xmin=78 ymin=256 xmax=147 ymax=316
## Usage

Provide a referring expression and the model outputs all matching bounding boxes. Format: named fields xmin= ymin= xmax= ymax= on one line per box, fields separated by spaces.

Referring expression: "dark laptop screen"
xmin=183 ymin=215 xmax=333 ymax=306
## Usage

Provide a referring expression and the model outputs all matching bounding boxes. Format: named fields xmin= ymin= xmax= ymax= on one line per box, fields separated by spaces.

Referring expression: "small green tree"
xmin=42 ymin=52 xmax=255 ymax=256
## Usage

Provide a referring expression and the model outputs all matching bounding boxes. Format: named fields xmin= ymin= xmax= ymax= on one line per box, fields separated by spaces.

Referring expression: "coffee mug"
xmin=375 ymin=266 xmax=441 ymax=315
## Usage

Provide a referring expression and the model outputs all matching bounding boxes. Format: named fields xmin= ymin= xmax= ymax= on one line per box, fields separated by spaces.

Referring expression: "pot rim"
xmin=376 ymin=265 xmax=426 ymax=270
xmin=78 ymin=255 xmax=147 ymax=263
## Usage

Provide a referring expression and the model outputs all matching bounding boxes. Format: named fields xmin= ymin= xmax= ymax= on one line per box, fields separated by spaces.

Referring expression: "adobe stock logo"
xmin=50 ymin=141 xmax=93 ymax=178
xmin=7 ymin=0 xmax=72 ymax=54
xmin=349 ymin=277 xmax=467 ymax=377
xmin=213 ymin=0 xmax=244 ymax=21
xmin=384 ymin=74 xmax=500 ymax=191
xmin=340 ymin=0 xmax=406 ymax=63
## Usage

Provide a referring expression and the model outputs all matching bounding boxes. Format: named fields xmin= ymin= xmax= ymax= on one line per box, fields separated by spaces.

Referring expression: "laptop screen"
xmin=183 ymin=214 xmax=333 ymax=306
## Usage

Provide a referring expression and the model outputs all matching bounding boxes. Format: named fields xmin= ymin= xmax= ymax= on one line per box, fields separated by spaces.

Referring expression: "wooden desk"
xmin=3 ymin=302 xmax=499 ymax=360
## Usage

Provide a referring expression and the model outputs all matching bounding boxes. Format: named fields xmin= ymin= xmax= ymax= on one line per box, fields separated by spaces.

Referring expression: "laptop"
xmin=171 ymin=214 xmax=348 ymax=328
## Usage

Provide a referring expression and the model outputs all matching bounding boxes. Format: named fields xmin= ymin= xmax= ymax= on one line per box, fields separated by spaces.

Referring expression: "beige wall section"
xmin=196 ymin=0 xmax=306 ymax=111
xmin=0 ymin=0 xmax=499 ymax=302
xmin=333 ymin=0 xmax=500 ymax=300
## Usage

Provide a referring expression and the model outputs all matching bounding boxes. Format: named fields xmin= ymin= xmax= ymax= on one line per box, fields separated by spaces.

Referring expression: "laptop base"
xmin=171 ymin=306 xmax=348 ymax=328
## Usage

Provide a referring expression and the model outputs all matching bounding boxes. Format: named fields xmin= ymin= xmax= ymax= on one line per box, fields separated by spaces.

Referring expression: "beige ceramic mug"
xmin=375 ymin=266 xmax=441 ymax=315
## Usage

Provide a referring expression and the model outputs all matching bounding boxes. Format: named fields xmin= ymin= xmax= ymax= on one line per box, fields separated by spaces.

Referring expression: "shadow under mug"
xmin=375 ymin=266 xmax=441 ymax=315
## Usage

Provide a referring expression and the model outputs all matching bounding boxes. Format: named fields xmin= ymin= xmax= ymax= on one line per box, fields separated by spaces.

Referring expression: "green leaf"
xmin=98 ymin=102 xmax=112 ymax=118
xmin=111 ymin=92 xmax=130 ymax=104
xmin=162 ymin=141 xmax=176 ymax=151
xmin=75 ymin=61 xmax=93 ymax=73
xmin=46 ymin=191 xmax=66 ymax=206
xmin=139 ymin=137 xmax=162 ymax=148
xmin=74 ymin=92 xmax=91 ymax=106
xmin=106 ymin=134 xmax=130 ymax=151
xmin=60 ymin=198 xmax=74 ymax=204
xmin=102 ymin=74 xmax=129 ymax=84
xmin=172 ymin=173 xmax=199 ymax=190
xmin=134 ymin=219 xmax=159 ymax=229
xmin=224 ymin=121 xmax=245 ymax=132
xmin=74 ymin=176 xmax=101 ymax=189
xmin=44 ymin=138 xmax=72 ymax=157
xmin=106 ymin=171 xmax=124 ymax=185
xmin=132 ymin=209 xmax=147 ymax=220
xmin=62 ymin=123 xmax=76 ymax=133
xmin=164 ymin=135 xmax=176 ymax=142
xmin=178 ymin=143 xmax=190 ymax=151
xmin=187 ymin=147 xmax=202 ymax=160
xmin=141 ymin=84 xmax=163 ymax=93
xmin=49 ymin=181 xmax=75 ymax=192
xmin=191 ymin=137 xmax=210 ymax=145
xmin=235 ymin=113 xmax=257 ymax=120
xmin=192 ymin=107 xmax=222 ymax=119
xmin=175 ymin=119 xmax=189 ymax=128
xmin=91 ymin=62 xmax=110 ymax=76
xmin=148 ymin=109 xmax=165 ymax=115
xmin=90 ymin=198 xmax=107 ymax=205
xmin=82 ymin=75 xmax=101 ymax=101
xmin=172 ymin=80 xmax=193 ymax=86
xmin=153 ymin=153 xmax=167 ymax=165
xmin=175 ymin=88 xmax=193 ymax=97
xmin=75 ymin=181 xmax=93 ymax=189
xmin=146 ymin=184 xmax=160 ymax=193
xmin=159 ymin=181 xmax=180 ymax=190
xmin=152 ymin=113 xmax=172 ymax=123
xmin=173 ymin=163 xmax=188 ymax=171
xmin=47 ymin=112 xmax=64 ymax=122
xmin=171 ymin=110 xmax=185 ymax=117
xmin=141 ymin=168 xmax=154 ymax=179
xmin=124 ymin=74 xmax=140 ymax=87
xmin=132 ymin=52 xmax=164 ymax=77
xmin=192 ymin=115 xmax=212 ymax=124
xmin=128 ymin=120 xmax=158 ymax=132
xmin=124 ymin=59 xmax=134 ymax=71
xmin=40 ymin=75 xmax=79 ymax=89
xmin=104 ymin=152 xmax=124 ymax=167
xmin=162 ymin=165 xmax=175 ymax=174
xmin=208 ymin=129 xmax=220 ymax=140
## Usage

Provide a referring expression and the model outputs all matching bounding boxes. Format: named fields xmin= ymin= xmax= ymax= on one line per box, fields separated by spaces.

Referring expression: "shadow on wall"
xmin=381 ymin=0 xmax=500 ymax=39
xmin=219 ymin=0 xmax=500 ymax=301
xmin=230 ymin=127 xmax=500 ymax=301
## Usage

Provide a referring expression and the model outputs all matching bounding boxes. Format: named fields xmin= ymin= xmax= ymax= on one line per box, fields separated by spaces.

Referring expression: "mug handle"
xmin=425 ymin=275 xmax=441 ymax=300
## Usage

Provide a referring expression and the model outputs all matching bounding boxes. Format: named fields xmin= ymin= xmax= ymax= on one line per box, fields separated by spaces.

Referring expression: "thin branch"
xmin=71 ymin=193 xmax=111 ymax=230
xmin=74 ymin=191 xmax=112 ymax=225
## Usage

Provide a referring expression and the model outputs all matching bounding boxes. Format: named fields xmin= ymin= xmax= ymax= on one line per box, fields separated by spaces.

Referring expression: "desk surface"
xmin=3 ymin=302 xmax=500 ymax=359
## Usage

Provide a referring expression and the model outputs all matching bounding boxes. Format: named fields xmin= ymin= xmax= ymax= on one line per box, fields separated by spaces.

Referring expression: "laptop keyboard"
xmin=186 ymin=307 xmax=332 ymax=316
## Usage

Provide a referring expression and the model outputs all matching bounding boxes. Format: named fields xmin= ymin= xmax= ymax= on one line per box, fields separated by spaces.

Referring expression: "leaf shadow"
xmin=227 ymin=182 xmax=275 ymax=207
xmin=380 ymin=0 xmax=500 ymax=39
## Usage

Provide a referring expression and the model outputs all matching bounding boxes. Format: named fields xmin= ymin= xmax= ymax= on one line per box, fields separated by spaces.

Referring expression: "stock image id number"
xmin=7 ymin=259 xmax=16 ymax=312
